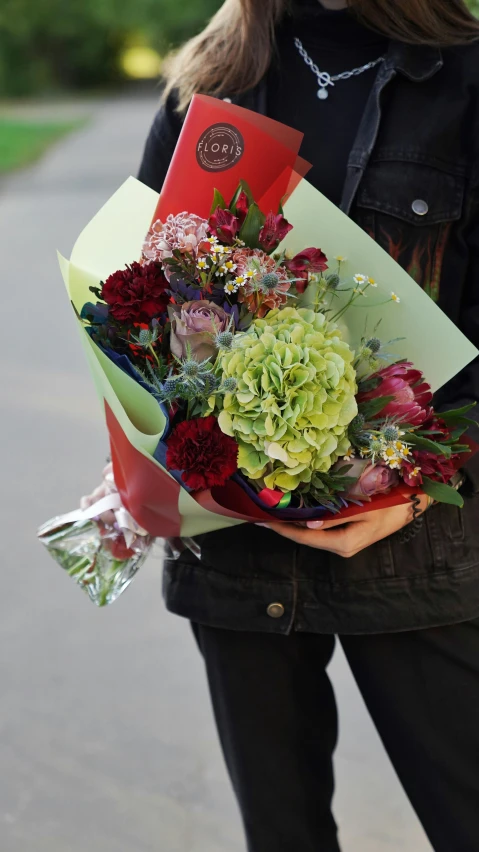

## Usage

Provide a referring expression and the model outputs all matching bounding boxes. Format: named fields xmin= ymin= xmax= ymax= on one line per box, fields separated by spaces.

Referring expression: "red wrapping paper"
xmin=154 ymin=94 xmax=309 ymax=221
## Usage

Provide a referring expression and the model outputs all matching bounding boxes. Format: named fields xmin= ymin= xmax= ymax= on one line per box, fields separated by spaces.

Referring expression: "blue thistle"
xmin=163 ymin=377 xmax=179 ymax=396
xmin=350 ymin=413 xmax=366 ymax=434
xmin=259 ymin=273 xmax=280 ymax=291
xmin=138 ymin=328 xmax=153 ymax=346
xmin=221 ymin=377 xmax=237 ymax=392
xmin=326 ymin=273 xmax=341 ymax=289
xmin=215 ymin=330 xmax=235 ymax=350
xmin=182 ymin=360 xmax=200 ymax=378
xmin=383 ymin=425 xmax=400 ymax=442
xmin=366 ymin=337 xmax=381 ymax=354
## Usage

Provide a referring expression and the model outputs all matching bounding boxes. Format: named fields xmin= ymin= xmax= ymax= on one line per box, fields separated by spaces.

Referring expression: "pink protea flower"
xmin=357 ymin=361 xmax=433 ymax=427
xmin=232 ymin=248 xmax=291 ymax=318
xmin=142 ymin=212 xmax=209 ymax=266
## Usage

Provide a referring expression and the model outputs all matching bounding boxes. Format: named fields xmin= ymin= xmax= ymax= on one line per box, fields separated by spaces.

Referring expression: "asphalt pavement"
xmin=0 ymin=93 xmax=431 ymax=851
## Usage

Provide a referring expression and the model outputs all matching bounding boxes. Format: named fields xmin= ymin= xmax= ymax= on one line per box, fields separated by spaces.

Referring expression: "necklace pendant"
xmin=317 ymin=88 xmax=329 ymax=100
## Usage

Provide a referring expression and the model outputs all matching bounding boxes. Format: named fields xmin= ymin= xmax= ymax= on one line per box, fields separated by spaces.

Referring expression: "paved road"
xmin=0 ymin=95 xmax=431 ymax=852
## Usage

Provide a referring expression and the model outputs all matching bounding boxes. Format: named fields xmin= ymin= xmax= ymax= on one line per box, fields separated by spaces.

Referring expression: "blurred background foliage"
xmin=0 ymin=0 xmax=478 ymax=97
xmin=0 ymin=0 xmax=220 ymax=97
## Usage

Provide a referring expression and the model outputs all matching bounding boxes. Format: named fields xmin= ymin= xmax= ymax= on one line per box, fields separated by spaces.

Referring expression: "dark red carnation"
xmin=285 ymin=247 xmax=329 ymax=292
xmin=101 ymin=261 xmax=169 ymax=324
xmin=258 ymin=212 xmax=293 ymax=252
xmin=208 ymin=207 xmax=240 ymax=245
xmin=166 ymin=416 xmax=238 ymax=490
xmin=402 ymin=450 xmax=459 ymax=487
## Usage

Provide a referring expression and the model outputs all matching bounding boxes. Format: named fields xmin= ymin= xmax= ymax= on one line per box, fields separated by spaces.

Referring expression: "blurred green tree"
xmin=0 ymin=0 xmax=220 ymax=96
xmin=0 ymin=0 xmax=477 ymax=97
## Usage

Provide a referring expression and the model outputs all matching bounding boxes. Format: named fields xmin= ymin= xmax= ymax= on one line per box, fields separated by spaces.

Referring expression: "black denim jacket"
xmin=138 ymin=40 xmax=479 ymax=635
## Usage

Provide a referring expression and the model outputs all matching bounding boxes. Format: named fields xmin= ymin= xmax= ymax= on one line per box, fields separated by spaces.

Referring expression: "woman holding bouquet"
xmin=125 ymin=0 xmax=479 ymax=849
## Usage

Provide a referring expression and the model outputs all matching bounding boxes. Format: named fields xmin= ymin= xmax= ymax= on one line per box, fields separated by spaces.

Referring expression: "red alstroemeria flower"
xmin=166 ymin=415 xmax=239 ymax=490
xmin=258 ymin=212 xmax=293 ymax=252
xmin=402 ymin=450 xmax=459 ymax=487
xmin=208 ymin=207 xmax=240 ymax=245
xmin=235 ymin=190 xmax=250 ymax=225
xmin=285 ymin=247 xmax=329 ymax=292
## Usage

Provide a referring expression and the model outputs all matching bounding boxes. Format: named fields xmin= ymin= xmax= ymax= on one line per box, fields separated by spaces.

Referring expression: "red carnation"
xmin=208 ymin=207 xmax=240 ymax=245
xmin=101 ymin=261 xmax=169 ymax=324
xmin=402 ymin=450 xmax=459 ymax=487
xmin=166 ymin=416 xmax=238 ymax=490
xmin=285 ymin=247 xmax=329 ymax=292
xmin=258 ymin=212 xmax=293 ymax=252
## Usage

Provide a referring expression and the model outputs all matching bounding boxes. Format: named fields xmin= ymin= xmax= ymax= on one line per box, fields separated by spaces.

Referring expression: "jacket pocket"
xmin=388 ymin=495 xmax=479 ymax=577
xmin=354 ymin=160 xmax=464 ymax=302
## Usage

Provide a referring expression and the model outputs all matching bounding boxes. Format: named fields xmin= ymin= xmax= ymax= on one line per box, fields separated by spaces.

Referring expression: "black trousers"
xmin=192 ymin=619 xmax=479 ymax=852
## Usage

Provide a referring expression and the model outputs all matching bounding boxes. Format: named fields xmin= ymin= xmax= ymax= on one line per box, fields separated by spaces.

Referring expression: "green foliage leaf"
xmin=449 ymin=443 xmax=471 ymax=453
xmin=422 ymin=477 xmax=464 ymax=508
xmin=444 ymin=426 xmax=469 ymax=443
xmin=439 ymin=404 xmax=477 ymax=427
xmin=239 ymin=202 xmax=266 ymax=249
xmin=407 ymin=433 xmax=452 ymax=457
xmin=358 ymin=395 xmax=395 ymax=419
xmin=357 ymin=375 xmax=382 ymax=394
xmin=229 ymin=179 xmax=254 ymax=210
xmin=210 ymin=188 xmax=226 ymax=215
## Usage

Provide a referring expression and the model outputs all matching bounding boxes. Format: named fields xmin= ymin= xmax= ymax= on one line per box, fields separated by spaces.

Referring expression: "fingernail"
xmin=306 ymin=520 xmax=324 ymax=530
xmin=256 ymin=523 xmax=272 ymax=529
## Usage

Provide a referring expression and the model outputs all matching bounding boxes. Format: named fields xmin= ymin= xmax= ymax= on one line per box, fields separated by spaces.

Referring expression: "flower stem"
xmin=148 ymin=344 xmax=161 ymax=368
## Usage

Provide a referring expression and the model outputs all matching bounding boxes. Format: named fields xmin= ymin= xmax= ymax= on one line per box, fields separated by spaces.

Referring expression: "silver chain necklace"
xmin=294 ymin=37 xmax=385 ymax=100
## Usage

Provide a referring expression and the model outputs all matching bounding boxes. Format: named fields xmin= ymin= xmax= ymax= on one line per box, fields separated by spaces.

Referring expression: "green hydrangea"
xmin=210 ymin=307 xmax=358 ymax=491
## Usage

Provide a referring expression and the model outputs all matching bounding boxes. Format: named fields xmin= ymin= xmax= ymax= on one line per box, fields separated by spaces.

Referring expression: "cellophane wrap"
xmin=38 ymin=493 xmax=153 ymax=606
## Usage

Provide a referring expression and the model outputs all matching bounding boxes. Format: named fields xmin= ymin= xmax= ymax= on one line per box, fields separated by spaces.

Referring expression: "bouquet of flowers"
xmin=41 ymin=95 xmax=478 ymax=603
xmin=80 ymin=186 xmax=473 ymax=512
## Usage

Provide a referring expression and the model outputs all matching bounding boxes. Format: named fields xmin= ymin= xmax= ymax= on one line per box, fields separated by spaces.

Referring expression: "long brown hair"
xmin=164 ymin=0 xmax=479 ymax=111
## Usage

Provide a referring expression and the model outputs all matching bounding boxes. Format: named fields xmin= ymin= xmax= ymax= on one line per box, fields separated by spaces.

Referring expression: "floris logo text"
xmin=196 ymin=123 xmax=245 ymax=172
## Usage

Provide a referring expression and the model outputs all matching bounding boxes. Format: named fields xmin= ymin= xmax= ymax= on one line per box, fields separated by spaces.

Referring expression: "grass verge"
xmin=0 ymin=117 xmax=85 ymax=173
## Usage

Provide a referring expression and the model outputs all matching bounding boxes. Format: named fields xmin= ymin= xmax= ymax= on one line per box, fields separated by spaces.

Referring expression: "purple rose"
xmin=343 ymin=458 xmax=400 ymax=502
xmin=168 ymin=300 xmax=230 ymax=361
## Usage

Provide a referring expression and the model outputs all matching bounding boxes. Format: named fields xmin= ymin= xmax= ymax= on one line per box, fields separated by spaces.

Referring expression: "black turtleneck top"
xmin=268 ymin=1 xmax=388 ymax=206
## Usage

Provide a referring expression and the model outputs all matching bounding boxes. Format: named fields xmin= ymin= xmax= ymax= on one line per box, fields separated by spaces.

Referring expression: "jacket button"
xmin=267 ymin=602 xmax=285 ymax=619
xmin=412 ymin=199 xmax=429 ymax=216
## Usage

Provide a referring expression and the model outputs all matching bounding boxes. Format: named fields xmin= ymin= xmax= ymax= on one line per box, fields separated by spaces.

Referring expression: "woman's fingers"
xmin=262 ymin=500 xmax=428 ymax=557
xmin=263 ymin=521 xmax=357 ymax=556
xmin=307 ymin=515 xmax=361 ymax=530
xmin=102 ymin=461 xmax=114 ymax=482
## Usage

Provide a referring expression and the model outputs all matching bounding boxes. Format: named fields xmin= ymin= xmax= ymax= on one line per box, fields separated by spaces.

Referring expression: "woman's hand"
xmin=80 ymin=462 xmax=116 ymax=525
xmin=260 ymin=495 xmax=430 ymax=558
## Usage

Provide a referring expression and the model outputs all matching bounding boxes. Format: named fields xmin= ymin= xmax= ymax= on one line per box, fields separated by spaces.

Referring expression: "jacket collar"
xmin=386 ymin=42 xmax=444 ymax=82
